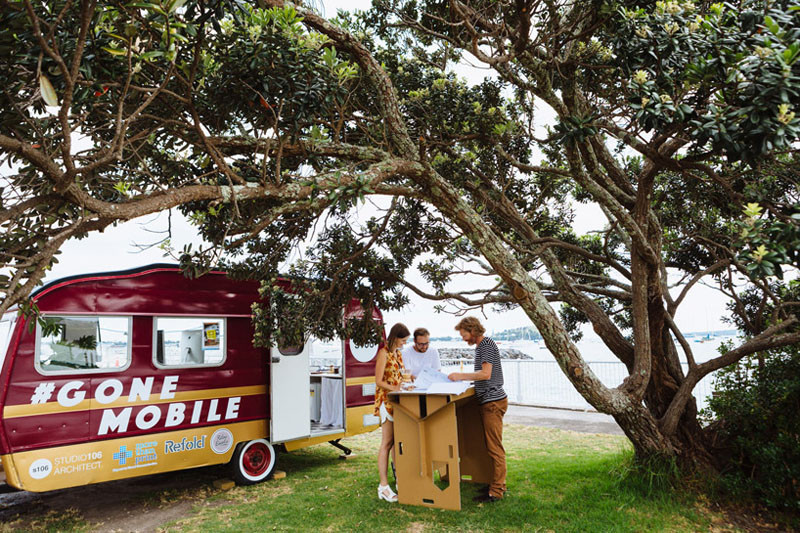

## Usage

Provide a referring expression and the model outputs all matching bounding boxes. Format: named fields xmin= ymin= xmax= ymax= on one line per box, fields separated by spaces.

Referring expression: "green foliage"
xmin=0 ymin=1 xmax=361 ymax=299
xmin=705 ymin=345 xmax=800 ymax=510
xmin=614 ymin=1 xmax=800 ymax=161
xmin=735 ymin=201 xmax=800 ymax=280
xmin=558 ymin=303 xmax=587 ymax=342
xmin=552 ymin=114 xmax=599 ymax=146
xmin=245 ymin=208 xmax=422 ymax=348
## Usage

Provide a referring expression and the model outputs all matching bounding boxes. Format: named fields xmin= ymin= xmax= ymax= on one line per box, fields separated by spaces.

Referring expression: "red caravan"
xmin=0 ymin=265 xmax=383 ymax=491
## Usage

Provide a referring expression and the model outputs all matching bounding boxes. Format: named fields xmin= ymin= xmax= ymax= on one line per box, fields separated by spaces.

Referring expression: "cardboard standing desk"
xmin=388 ymin=387 xmax=492 ymax=510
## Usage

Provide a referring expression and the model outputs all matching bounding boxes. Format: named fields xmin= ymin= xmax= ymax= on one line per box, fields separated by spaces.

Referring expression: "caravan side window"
xmin=153 ymin=317 xmax=226 ymax=368
xmin=36 ymin=316 xmax=131 ymax=374
xmin=278 ymin=342 xmax=304 ymax=356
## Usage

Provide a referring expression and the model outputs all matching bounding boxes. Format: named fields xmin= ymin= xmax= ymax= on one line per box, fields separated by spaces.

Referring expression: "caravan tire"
xmin=231 ymin=439 xmax=277 ymax=485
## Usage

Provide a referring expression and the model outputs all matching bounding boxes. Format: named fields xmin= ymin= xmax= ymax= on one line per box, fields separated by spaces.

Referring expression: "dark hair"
xmin=454 ymin=317 xmax=486 ymax=336
xmin=386 ymin=323 xmax=410 ymax=352
xmin=413 ymin=327 xmax=430 ymax=340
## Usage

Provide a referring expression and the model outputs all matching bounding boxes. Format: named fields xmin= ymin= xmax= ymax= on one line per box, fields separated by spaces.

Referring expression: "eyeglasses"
xmin=415 ymin=342 xmax=430 ymax=347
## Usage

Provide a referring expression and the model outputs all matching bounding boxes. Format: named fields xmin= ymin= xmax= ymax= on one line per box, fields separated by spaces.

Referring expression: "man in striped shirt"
xmin=448 ymin=317 xmax=508 ymax=502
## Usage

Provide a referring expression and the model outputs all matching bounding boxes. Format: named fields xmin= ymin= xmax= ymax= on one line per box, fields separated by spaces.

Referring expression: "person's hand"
xmin=448 ymin=373 xmax=460 ymax=381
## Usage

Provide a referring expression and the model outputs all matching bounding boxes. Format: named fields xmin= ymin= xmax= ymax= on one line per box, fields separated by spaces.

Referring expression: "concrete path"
xmin=506 ymin=404 xmax=624 ymax=436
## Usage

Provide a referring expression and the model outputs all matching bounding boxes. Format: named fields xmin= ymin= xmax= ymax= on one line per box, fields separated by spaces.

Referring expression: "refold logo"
xmin=164 ymin=436 xmax=206 ymax=454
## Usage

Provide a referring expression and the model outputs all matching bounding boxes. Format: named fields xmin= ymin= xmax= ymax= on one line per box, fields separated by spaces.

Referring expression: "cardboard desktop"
xmin=388 ymin=383 xmax=492 ymax=510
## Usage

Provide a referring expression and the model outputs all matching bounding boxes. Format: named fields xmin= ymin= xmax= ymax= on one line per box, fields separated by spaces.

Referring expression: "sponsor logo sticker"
xmin=53 ymin=451 xmax=103 ymax=475
xmin=29 ymin=458 xmax=52 ymax=479
xmin=112 ymin=441 xmax=158 ymax=472
xmin=210 ymin=428 xmax=233 ymax=454
xmin=164 ymin=435 xmax=206 ymax=454
xmin=113 ymin=445 xmax=133 ymax=466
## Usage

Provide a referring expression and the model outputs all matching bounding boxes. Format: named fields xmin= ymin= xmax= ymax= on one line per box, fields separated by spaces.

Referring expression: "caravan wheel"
xmin=231 ymin=439 xmax=277 ymax=485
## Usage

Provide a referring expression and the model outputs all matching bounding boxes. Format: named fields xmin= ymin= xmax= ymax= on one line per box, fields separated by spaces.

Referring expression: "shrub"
xmin=705 ymin=345 xmax=800 ymax=510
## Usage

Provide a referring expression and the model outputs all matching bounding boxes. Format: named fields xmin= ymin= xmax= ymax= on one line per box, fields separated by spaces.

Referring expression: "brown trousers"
xmin=479 ymin=396 xmax=508 ymax=498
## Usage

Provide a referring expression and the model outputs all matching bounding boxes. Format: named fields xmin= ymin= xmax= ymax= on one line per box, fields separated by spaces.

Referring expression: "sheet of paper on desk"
xmin=426 ymin=381 xmax=470 ymax=395
xmin=413 ymin=368 xmax=452 ymax=391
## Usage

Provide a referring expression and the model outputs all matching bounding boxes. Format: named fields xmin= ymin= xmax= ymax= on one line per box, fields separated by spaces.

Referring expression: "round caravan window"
xmin=348 ymin=340 xmax=379 ymax=363
xmin=278 ymin=344 xmax=303 ymax=356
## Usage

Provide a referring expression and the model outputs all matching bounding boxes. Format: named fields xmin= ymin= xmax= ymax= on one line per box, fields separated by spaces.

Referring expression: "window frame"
xmin=0 ymin=314 xmax=17 ymax=374
xmin=35 ymin=314 xmax=133 ymax=376
xmin=152 ymin=316 xmax=228 ymax=369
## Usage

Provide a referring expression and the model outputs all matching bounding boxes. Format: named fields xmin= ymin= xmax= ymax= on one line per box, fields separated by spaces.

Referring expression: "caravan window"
xmin=36 ymin=316 xmax=131 ymax=374
xmin=278 ymin=342 xmax=304 ymax=356
xmin=153 ymin=317 xmax=226 ymax=368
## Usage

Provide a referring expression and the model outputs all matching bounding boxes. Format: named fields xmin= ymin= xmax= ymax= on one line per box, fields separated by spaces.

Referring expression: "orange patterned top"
xmin=374 ymin=348 xmax=404 ymax=416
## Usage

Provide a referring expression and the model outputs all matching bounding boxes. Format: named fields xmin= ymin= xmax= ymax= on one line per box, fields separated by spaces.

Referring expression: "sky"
xmin=27 ymin=0 xmax=732 ymax=338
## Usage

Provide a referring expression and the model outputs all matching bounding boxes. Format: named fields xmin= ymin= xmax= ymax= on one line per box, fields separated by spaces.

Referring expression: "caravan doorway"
xmin=309 ymin=337 xmax=345 ymax=436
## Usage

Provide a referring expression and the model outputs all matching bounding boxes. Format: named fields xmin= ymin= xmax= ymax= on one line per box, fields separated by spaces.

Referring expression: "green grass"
xmin=162 ymin=425 xmax=720 ymax=533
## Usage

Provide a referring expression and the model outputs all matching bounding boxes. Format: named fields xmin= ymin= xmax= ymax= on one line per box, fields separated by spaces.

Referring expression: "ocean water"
xmin=434 ymin=334 xmax=733 ymax=363
xmin=307 ymin=334 xmax=733 ymax=412
xmin=434 ymin=335 xmax=734 ymax=412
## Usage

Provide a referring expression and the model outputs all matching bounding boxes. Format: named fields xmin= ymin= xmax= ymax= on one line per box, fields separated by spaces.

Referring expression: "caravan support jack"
xmin=328 ymin=439 xmax=352 ymax=456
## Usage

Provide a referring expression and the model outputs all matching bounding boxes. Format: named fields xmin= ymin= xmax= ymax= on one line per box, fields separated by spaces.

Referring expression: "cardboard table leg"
xmin=393 ymin=395 xmax=463 ymax=510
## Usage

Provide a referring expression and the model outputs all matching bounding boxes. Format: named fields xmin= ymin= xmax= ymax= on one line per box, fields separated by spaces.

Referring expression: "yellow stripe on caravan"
xmin=1 ymin=419 xmax=267 ymax=492
xmin=345 ymin=376 xmax=375 ymax=386
xmin=2 ymin=385 xmax=266 ymax=419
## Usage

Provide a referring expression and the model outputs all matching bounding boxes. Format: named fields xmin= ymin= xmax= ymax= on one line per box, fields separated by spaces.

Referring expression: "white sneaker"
xmin=378 ymin=484 xmax=398 ymax=502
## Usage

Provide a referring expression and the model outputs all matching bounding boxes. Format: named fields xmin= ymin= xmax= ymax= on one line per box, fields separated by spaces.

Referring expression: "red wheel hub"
xmin=242 ymin=442 xmax=271 ymax=477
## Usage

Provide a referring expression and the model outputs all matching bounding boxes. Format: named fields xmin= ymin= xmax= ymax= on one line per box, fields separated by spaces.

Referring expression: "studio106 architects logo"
xmin=28 ymin=451 xmax=105 ymax=480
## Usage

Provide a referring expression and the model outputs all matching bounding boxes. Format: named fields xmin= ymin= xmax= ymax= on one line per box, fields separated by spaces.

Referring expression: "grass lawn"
xmin=161 ymin=424 xmax=722 ymax=532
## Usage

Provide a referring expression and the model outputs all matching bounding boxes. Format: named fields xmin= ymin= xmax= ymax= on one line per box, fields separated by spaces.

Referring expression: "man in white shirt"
xmin=401 ymin=328 xmax=441 ymax=378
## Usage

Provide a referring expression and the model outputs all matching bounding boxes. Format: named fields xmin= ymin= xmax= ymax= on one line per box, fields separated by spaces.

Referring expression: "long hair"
xmin=385 ymin=322 xmax=410 ymax=352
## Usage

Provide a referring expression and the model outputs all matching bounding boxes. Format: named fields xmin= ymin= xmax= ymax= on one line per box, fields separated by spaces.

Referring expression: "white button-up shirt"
xmin=401 ymin=345 xmax=441 ymax=378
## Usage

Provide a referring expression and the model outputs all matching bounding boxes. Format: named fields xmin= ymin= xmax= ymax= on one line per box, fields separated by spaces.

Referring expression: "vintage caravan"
xmin=0 ymin=265 xmax=384 ymax=492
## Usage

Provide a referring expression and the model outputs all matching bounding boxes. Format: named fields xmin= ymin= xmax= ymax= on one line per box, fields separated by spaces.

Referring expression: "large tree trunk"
xmin=615 ymin=379 xmax=715 ymax=470
xmin=610 ymin=396 xmax=676 ymax=458
xmin=645 ymin=352 xmax=717 ymax=469
xmin=416 ymin=164 xmax=718 ymax=471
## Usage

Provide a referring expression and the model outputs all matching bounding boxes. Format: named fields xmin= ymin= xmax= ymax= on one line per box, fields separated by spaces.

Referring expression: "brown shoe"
xmin=473 ymin=493 xmax=501 ymax=503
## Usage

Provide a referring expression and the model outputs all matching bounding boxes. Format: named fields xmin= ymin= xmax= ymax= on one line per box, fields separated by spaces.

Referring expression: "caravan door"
xmin=269 ymin=341 xmax=311 ymax=443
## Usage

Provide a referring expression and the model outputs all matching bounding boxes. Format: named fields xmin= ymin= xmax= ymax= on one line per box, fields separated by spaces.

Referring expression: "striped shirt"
xmin=473 ymin=337 xmax=506 ymax=404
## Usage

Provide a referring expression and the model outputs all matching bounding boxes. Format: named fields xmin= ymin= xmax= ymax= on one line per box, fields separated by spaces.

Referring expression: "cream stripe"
xmin=3 ymin=385 xmax=266 ymax=419
xmin=345 ymin=376 xmax=375 ymax=386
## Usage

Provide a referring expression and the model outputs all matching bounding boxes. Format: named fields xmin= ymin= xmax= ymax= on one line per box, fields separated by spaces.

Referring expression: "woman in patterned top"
xmin=374 ymin=322 xmax=409 ymax=503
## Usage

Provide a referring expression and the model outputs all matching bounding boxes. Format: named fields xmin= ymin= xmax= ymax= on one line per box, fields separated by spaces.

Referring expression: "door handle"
xmin=271 ymin=356 xmax=280 ymax=363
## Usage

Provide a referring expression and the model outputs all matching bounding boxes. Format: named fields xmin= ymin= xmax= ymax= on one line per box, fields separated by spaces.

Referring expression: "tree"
xmin=1 ymin=0 xmax=799 ymax=470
